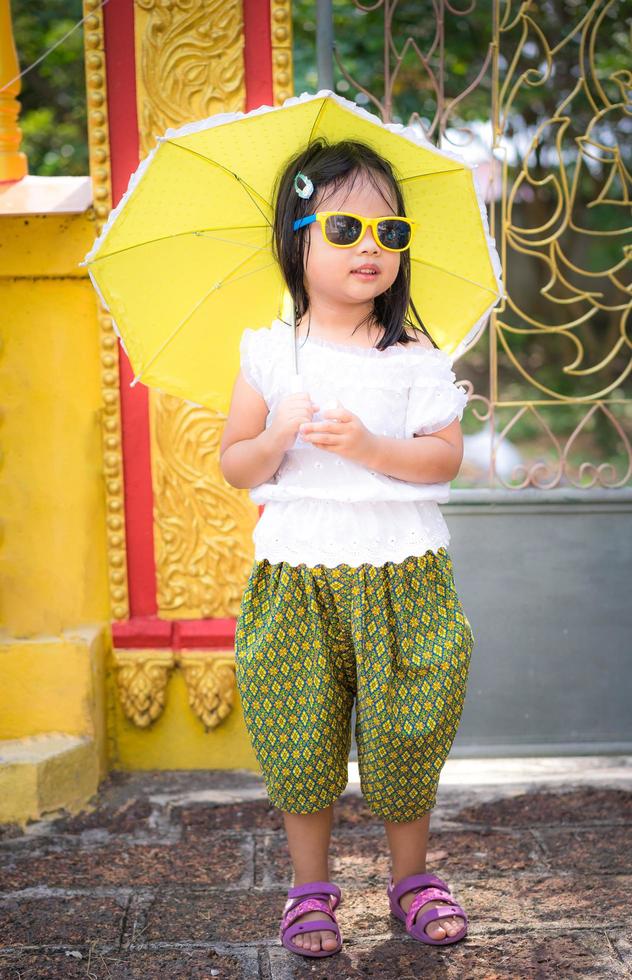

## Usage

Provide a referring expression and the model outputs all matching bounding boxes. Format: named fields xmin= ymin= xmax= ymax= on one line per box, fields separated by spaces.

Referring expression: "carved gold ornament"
xmin=113 ymin=650 xmax=175 ymax=727
xmin=176 ymin=652 xmax=236 ymax=730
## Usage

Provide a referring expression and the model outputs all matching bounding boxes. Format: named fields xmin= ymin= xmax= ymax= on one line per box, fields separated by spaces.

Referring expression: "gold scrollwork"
xmin=150 ymin=394 xmax=259 ymax=619
xmin=113 ymin=649 xmax=175 ymax=727
xmin=491 ymin=0 xmax=631 ymax=488
xmin=134 ymin=0 xmax=246 ymax=158
xmin=176 ymin=651 xmax=236 ymax=730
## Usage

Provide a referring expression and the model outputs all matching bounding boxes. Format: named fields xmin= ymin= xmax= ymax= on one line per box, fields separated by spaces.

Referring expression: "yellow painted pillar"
xmin=0 ymin=0 xmax=28 ymax=182
xmin=0 ymin=187 xmax=110 ymax=826
xmin=0 ymin=1 xmax=111 ymax=828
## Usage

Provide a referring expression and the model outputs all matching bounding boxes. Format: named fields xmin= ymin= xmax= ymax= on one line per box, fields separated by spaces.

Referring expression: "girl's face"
xmin=302 ymin=173 xmax=401 ymax=316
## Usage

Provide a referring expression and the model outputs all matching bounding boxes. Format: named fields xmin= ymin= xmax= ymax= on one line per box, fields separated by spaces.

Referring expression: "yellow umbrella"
xmin=82 ymin=89 xmax=504 ymax=414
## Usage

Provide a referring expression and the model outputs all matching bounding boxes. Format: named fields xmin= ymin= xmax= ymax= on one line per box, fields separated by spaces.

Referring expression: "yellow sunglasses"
xmin=293 ymin=210 xmax=417 ymax=252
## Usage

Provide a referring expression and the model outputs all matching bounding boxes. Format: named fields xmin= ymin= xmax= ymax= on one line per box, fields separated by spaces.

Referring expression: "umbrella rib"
xmin=410 ymin=255 xmax=500 ymax=295
xmin=308 ymin=98 xmax=328 ymax=144
xmin=164 ymin=140 xmax=273 ymax=228
xmin=131 ymin=252 xmax=277 ymax=387
xmin=88 ymin=227 xmax=271 ymax=263
xmin=400 ymin=167 xmax=465 ymax=182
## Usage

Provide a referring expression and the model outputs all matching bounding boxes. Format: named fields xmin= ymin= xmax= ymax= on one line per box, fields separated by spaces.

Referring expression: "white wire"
xmin=0 ymin=0 xmax=110 ymax=95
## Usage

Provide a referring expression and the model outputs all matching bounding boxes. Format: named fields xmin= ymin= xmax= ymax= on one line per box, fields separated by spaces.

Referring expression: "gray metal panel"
xmin=349 ymin=490 xmax=632 ymax=760
xmin=446 ymin=489 xmax=632 ymax=756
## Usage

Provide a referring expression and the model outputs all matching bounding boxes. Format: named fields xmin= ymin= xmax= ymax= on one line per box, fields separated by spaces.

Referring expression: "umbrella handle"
xmin=281 ymin=287 xmax=300 ymax=377
xmin=291 ymin=295 xmax=298 ymax=375
xmin=287 ymin=301 xmax=308 ymax=394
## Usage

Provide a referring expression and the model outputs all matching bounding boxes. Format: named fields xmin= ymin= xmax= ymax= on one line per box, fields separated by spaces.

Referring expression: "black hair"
xmin=270 ymin=137 xmax=438 ymax=351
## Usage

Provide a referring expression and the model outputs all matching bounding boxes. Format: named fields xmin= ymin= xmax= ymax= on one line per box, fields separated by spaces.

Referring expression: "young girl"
xmin=220 ymin=138 xmax=475 ymax=959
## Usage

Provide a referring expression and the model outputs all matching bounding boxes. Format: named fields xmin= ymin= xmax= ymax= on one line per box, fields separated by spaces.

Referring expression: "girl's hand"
xmin=268 ymin=393 xmax=319 ymax=452
xmin=299 ymin=403 xmax=378 ymax=466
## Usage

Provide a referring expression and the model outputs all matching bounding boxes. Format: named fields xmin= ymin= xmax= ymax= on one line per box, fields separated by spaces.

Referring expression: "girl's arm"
xmin=365 ymin=419 xmax=464 ymax=483
xmin=301 ymin=410 xmax=463 ymax=484
xmin=367 ymin=330 xmax=464 ymax=482
xmin=219 ymin=371 xmax=287 ymax=489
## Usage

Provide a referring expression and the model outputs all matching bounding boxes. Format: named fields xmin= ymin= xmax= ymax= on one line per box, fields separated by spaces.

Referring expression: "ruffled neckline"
xmin=274 ymin=319 xmax=452 ymax=361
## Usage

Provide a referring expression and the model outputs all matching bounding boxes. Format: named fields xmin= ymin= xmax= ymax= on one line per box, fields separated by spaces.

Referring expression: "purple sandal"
xmin=279 ymin=880 xmax=342 ymax=958
xmin=387 ymin=872 xmax=468 ymax=946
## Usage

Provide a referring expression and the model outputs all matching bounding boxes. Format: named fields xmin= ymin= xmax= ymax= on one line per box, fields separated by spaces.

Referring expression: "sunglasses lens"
xmin=377 ymin=218 xmax=412 ymax=250
xmin=324 ymin=214 xmax=363 ymax=245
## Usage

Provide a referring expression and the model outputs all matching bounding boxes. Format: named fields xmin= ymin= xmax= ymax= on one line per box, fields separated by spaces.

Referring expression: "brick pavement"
xmin=0 ymin=764 xmax=631 ymax=979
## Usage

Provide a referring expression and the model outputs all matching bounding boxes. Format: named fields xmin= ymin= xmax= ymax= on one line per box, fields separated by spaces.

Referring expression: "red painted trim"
xmin=103 ymin=0 xmax=157 ymax=617
xmin=118 ymin=356 xmax=157 ymax=617
xmin=111 ymin=617 xmax=236 ymax=650
xmin=112 ymin=617 xmax=173 ymax=649
xmin=173 ymin=619 xmax=237 ymax=651
xmin=243 ymin=0 xmax=274 ymax=111
xmin=103 ymin=0 xmax=139 ymax=207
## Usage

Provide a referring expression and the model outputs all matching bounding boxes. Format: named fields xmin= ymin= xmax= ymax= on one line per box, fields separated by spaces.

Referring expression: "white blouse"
xmin=239 ymin=318 xmax=469 ymax=568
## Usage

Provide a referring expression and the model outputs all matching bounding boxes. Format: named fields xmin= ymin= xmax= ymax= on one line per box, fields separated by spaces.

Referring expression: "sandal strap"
xmin=390 ymin=872 xmax=450 ymax=909
xmin=408 ymin=902 xmax=467 ymax=935
xmin=287 ymin=880 xmax=341 ymax=903
xmin=283 ymin=920 xmax=341 ymax=947
xmin=407 ymin=886 xmax=457 ymax=916
xmin=281 ymin=897 xmax=336 ymax=932
xmin=282 ymin=912 xmax=341 ymax=950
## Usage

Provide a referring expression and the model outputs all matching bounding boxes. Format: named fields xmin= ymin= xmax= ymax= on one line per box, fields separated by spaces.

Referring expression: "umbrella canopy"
xmin=82 ymin=89 xmax=504 ymax=414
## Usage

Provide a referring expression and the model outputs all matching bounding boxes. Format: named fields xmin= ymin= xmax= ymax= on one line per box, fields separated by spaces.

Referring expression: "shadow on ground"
xmin=0 ymin=769 xmax=631 ymax=978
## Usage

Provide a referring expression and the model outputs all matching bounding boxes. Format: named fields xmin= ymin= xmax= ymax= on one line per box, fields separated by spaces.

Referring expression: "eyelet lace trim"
xmin=252 ymin=499 xmax=451 ymax=568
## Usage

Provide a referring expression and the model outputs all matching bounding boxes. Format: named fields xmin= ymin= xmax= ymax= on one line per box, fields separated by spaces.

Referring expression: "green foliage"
xmin=12 ymin=0 xmax=87 ymax=176
xmin=293 ymin=0 xmax=496 ymax=125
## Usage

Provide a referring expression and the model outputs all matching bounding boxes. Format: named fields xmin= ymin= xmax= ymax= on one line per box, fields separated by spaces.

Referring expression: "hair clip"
xmin=293 ymin=171 xmax=314 ymax=199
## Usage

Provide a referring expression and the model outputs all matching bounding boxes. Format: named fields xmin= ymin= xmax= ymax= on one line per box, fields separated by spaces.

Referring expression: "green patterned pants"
xmin=234 ymin=547 xmax=474 ymax=822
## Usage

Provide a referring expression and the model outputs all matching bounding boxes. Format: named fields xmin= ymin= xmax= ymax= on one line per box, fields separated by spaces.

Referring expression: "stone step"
xmin=0 ymin=733 xmax=99 ymax=827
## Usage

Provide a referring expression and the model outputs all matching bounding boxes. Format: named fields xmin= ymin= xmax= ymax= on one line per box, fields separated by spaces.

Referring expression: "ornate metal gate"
xmin=308 ymin=0 xmax=631 ymax=490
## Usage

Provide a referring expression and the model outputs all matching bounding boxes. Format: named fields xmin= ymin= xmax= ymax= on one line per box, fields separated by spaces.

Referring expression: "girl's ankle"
xmin=391 ymin=866 xmax=427 ymax=883
xmin=292 ymin=873 xmax=331 ymax=886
